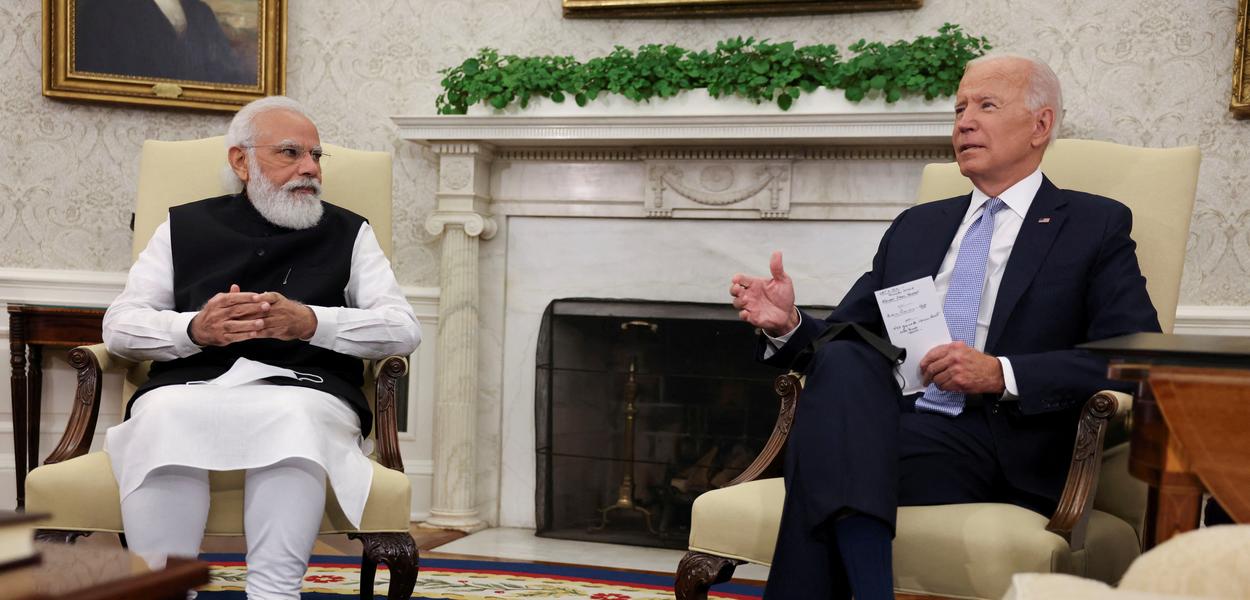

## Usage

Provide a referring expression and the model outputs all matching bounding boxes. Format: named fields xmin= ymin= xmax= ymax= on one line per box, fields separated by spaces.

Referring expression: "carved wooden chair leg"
xmin=34 ymin=529 xmax=93 ymax=544
xmin=349 ymin=532 xmax=419 ymax=600
xmin=675 ymin=551 xmax=743 ymax=600
xmin=357 ymin=549 xmax=378 ymax=600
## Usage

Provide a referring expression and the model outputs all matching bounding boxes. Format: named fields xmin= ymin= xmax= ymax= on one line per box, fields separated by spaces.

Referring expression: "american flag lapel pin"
xmin=1038 ymin=217 xmax=1051 ymax=223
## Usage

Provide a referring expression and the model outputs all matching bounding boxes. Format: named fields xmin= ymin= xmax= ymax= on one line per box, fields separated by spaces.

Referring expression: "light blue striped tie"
xmin=916 ymin=197 xmax=1006 ymax=416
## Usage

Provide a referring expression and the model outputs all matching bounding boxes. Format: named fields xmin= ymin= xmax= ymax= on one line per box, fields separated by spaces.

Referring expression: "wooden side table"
xmin=7 ymin=305 xmax=105 ymax=509
xmin=1082 ymin=332 xmax=1250 ymax=549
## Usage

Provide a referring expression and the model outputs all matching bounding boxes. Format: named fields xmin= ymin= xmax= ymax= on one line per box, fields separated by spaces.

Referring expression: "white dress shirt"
xmin=767 ymin=168 xmax=1045 ymax=398
xmin=103 ymin=219 xmax=421 ymax=360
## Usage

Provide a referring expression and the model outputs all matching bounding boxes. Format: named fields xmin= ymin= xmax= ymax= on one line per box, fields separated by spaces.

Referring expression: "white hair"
xmin=220 ymin=95 xmax=314 ymax=192
xmin=966 ymin=53 xmax=1064 ymax=143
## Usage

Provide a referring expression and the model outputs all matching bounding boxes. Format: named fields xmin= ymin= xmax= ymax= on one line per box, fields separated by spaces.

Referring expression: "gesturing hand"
xmin=252 ymin=291 xmax=317 ymax=341
xmin=189 ymin=284 xmax=268 ymax=346
xmin=730 ymin=251 xmax=799 ymax=337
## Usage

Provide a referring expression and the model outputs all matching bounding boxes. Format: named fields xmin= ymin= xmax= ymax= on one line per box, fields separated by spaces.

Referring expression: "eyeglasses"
xmin=242 ymin=144 xmax=329 ymax=165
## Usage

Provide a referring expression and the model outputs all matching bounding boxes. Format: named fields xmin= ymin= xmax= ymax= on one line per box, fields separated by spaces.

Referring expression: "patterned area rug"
xmin=196 ymin=554 xmax=763 ymax=599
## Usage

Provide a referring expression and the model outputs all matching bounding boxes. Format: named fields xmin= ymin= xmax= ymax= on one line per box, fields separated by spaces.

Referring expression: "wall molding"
xmin=405 ymin=459 xmax=434 ymax=477
xmin=0 ymin=268 xmax=127 ymax=308
xmin=0 ymin=267 xmax=440 ymax=311
xmin=1172 ymin=305 xmax=1250 ymax=336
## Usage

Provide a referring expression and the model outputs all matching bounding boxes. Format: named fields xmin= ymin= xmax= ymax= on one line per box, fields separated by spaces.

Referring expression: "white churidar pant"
xmin=106 ymin=376 xmax=375 ymax=599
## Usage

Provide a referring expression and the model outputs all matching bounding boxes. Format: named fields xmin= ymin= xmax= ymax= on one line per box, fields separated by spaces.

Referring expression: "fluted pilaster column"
xmin=422 ymin=143 xmax=496 ymax=531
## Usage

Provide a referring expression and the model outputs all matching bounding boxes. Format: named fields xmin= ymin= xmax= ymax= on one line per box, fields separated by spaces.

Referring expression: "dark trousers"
xmin=764 ymin=340 xmax=1051 ymax=599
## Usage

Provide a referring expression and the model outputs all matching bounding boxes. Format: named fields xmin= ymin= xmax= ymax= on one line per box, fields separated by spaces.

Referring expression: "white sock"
xmin=243 ymin=457 xmax=326 ymax=599
xmin=120 ymin=464 xmax=210 ymax=570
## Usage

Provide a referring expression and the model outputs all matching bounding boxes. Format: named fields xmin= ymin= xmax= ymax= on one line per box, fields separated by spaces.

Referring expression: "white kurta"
xmin=103 ymin=218 xmax=421 ymax=528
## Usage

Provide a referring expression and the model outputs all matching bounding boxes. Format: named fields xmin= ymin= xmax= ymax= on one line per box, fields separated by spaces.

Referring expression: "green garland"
xmin=436 ymin=24 xmax=990 ymax=115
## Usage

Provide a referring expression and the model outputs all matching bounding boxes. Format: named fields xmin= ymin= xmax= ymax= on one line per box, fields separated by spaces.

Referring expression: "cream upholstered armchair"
xmin=675 ymin=139 xmax=1201 ymax=600
xmin=24 ymin=137 xmax=419 ymax=600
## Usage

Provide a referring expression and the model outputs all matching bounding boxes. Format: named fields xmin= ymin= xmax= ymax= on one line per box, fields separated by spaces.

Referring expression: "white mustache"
xmin=282 ymin=177 xmax=321 ymax=196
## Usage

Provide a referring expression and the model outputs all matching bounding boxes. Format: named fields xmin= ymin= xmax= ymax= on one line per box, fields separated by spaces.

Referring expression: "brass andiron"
xmin=591 ymin=357 xmax=658 ymax=534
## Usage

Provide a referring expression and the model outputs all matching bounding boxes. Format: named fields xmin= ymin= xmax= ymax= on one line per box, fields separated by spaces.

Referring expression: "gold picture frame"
xmin=1234 ymin=0 xmax=1250 ymax=117
xmin=42 ymin=0 xmax=286 ymax=112
xmin=563 ymin=0 xmax=922 ymax=18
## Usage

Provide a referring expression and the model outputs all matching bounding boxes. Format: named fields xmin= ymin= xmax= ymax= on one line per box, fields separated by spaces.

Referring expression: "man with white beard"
xmin=101 ymin=96 xmax=420 ymax=599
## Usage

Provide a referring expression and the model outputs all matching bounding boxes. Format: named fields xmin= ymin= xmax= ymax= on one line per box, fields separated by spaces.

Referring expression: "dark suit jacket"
xmin=766 ymin=175 xmax=1161 ymax=503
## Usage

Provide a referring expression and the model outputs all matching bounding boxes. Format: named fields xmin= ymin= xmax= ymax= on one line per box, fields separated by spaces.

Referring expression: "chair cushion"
xmin=688 ymin=478 xmax=785 ymax=565
xmin=894 ymin=503 xmax=1138 ymax=599
xmin=688 ymin=478 xmax=1141 ymax=600
xmin=25 ymin=451 xmax=411 ymax=535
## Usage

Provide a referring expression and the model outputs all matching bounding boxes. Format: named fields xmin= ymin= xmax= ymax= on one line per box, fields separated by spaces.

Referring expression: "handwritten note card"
xmin=874 ymin=277 xmax=951 ymax=394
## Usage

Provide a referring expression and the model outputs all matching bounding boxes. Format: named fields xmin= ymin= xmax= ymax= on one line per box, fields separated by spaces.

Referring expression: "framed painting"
xmin=563 ymin=0 xmax=922 ymax=18
xmin=42 ymin=0 xmax=286 ymax=112
xmin=1234 ymin=0 xmax=1250 ymax=117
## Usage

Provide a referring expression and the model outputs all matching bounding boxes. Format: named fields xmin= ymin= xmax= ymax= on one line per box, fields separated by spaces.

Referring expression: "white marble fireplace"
xmin=395 ymin=101 xmax=956 ymax=529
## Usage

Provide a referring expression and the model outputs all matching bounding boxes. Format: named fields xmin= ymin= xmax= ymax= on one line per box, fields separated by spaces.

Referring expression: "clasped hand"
xmin=189 ymin=284 xmax=317 ymax=346
xmin=919 ymin=341 xmax=1005 ymax=395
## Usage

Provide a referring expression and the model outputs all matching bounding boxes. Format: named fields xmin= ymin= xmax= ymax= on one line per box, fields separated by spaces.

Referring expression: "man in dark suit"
xmin=729 ymin=54 xmax=1160 ymax=599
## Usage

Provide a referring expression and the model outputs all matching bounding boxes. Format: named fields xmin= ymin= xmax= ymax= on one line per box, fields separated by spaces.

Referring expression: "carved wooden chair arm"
xmin=44 ymin=344 xmax=131 ymax=464
xmin=371 ymin=355 xmax=409 ymax=472
xmin=725 ymin=372 xmax=802 ymax=487
xmin=1045 ymin=389 xmax=1133 ymax=550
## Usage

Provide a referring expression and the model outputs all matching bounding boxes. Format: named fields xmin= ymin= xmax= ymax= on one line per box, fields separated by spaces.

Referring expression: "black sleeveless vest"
xmin=131 ymin=193 xmax=373 ymax=435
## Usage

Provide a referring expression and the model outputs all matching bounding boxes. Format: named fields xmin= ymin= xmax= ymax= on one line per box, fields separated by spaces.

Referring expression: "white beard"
xmin=245 ymin=160 xmax=324 ymax=230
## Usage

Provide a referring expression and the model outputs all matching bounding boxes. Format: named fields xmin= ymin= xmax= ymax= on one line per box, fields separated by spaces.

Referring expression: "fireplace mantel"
xmin=394 ymin=106 xmax=955 ymax=530
xmin=394 ymin=107 xmax=953 ymax=147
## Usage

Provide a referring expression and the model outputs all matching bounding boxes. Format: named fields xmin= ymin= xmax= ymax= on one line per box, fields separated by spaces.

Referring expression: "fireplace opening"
xmin=535 ymin=298 xmax=801 ymax=549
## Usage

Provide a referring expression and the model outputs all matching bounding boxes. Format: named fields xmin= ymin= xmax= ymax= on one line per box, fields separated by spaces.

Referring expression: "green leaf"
xmin=436 ymin=27 xmax=985 ymax=113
